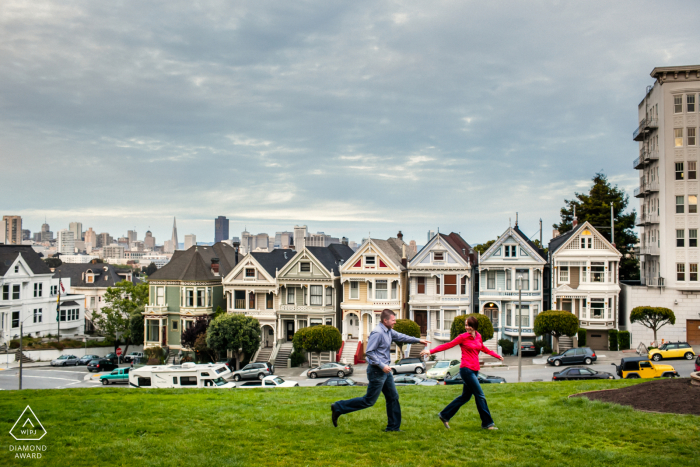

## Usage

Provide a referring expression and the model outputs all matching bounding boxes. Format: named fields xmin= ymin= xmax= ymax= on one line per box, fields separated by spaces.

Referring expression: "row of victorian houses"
xmin=143 ymin=219 xmax=622 ymax=366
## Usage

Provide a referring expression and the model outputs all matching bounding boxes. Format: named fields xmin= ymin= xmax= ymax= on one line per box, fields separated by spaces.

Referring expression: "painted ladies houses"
xmin=407 ymin=233 xmax=477 ymax=345
xmin=549 ymin=221 xmax=622 ymax=350
xmin=339 ymin=234 xmax=413 ymax=360
xmin=144 ymin=243 xmax=239 ymax=350
xmin=478 ymin=224 xmax=548 ymax=348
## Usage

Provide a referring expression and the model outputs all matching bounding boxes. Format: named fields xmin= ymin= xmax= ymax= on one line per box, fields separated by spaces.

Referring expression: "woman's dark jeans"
xmin=440 ymin=367 xmax=494 ymax=428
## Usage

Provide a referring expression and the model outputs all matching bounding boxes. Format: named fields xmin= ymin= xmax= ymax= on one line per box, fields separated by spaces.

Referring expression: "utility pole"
xmin=517 ymin=273 xmax=523 ymax=383
xmin=539 ymin=218 xmax=543 ymax=245
xmin=56 ymin=272 xmax=61 ymax=344
xmin=19 ymin=322 xmax=23 ymax=390
xmin=611 ymin=205 xmax=615 ymax=246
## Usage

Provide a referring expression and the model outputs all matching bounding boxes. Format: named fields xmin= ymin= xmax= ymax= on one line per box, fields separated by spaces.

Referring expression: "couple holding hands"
xmin=331 ymin=309 xmax=503 ymax=431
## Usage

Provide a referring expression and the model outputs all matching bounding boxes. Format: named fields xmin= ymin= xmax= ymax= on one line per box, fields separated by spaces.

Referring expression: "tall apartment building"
xmin=84 ymin=228 xmax=97 ymax=249
xmin=215 ymin=216 xmax=229 ymax=243
xmin=184 ymin=234 xmax=197 ymax=250
xmin=127 ymin=230 xmax=137 ymax=244
xmin=621 ymin=65 xmax=700 ymax=347
xmin=293 ymin=225 xmax=308 ymax=250
xmin=40 ymin=222 xmax=53 ymax=242
xmin=57 ymin=229 xmax=76 ymax=255
xmin=98 ymin=232 xmax=113 ymax=248
xmin=274 ymin=231 xmax=294 ymax=249
xmin=144 ymin=230 xmax=155 ymax=250
xmin=2 ymin=216 xmax=22 ymax=245
xmin=69 ymin=222 xmax=83 ymax=241
xmin=103 ymin=244 xmax=125 ymax=259
xmin=305 ymin=232 xmax=340 ymax=247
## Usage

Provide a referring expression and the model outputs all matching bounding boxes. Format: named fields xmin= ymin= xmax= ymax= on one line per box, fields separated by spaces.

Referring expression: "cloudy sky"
xmin=2 ymin=1 xmax=700 ymax=246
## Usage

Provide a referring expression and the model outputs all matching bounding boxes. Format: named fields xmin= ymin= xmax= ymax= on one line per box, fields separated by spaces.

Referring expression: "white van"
xmin=129 ymin=362 xmax=236 ymax=389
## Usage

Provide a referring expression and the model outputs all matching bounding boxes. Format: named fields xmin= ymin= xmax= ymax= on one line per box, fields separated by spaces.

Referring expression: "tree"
xmin=129 ymin=307 xmax=144 ymax=346
xmin=144 ymin=262 xmax=158 ymax=276
xmin=630 ymin=306 xmax=676 ymax=345
xmin=92 ymin=280 xmax=149 ymax=355
xmin=450 ymin=314 xmax=494 ymax=341
xmin=43 ymin=257 xmax=62 ymax=268
xmin=553 ymin=173 xmax=638 ymax=280
xmin=181 ymin=316 xmax=210 ymax=350
xmin=533 ymin=310 xmax=579 ymax=353
xmin=392 ymin=319 xmax=420 ymax=359
xmin=473 ymin=239 xmax=498 ymax=255
xmin=206 ymin=314 xmax=261 ymax=370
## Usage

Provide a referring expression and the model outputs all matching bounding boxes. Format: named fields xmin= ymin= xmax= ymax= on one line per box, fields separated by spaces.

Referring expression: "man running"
xmin=331 ymin=309 xmax=430 ymax=432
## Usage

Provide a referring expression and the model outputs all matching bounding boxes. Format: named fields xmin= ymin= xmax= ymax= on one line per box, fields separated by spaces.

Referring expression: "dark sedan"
xmin=394 ymin=375 xmax=439 ymax=386
xmin=87 ymin=359 xmax=118 ymax=373
xmin=552 ymin=366 xmax=615 ymax=381
xmin=316 ymin=377 xmax=367 ymax=387
xmin=308 ymin=362 xmax=354 ymax=379
xmin=77 ymin=354 xmax=100 ymax=365
xmin=444 ymin=372 xmax=506 ymax=385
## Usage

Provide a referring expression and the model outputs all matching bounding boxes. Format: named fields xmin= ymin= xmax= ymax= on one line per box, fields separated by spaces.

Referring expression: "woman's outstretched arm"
xmin=421 ymin=334 xmax=464 ymax=356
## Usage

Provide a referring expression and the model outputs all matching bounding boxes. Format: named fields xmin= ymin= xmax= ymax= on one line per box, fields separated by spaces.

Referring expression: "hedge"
xmin=451 ymin=314 xmax=494 ymax=341
xmin=608 ymin=329 xmax=619 ymax=351
xmin=577 ymin=329 xmax=586 ymax=347
xmin=292 ymin=325 xmax=342 ymax=353
xmin=533 ymin=310 xmax=579 ymax=338
xmin=498 ymin=339 xmax=514 ymax=356
xmin=618 ymin=331 xmax=631 ymax=350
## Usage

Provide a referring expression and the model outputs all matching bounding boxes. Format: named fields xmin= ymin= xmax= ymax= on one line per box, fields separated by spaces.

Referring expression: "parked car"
xmin=231 ymin=362 xmax=273 ymax=381
xmin=393 ymin=375 xmax=439 ymax=386
xmin=389 ymin=357 xmax=426 ymax=375
xmin=444 ymin=372 xmax=506 ymax=385
xmin=552 ymin=366 xmax=615 ymax=381
xmin=648 ymin=342 xmax=696 ymax=361
xmin=103 ymin=353 xmax=119 ymax=364
xmin=77 ymin=355 xmax=101 ymax=365
xmin=547 ymin=347 xmax=597 ymax=367
xmin=696 ymin=355 xmax=700 ymax=373
xmin=100 ymin=367 xmax=131 ymax=385
xmin=87 ymin=359 xmax=118 ymax=373
xmin=237 ymin=376 xmax=298 ymax=388
xmin=123 ymin=352 xmax=144 ymax=363
xmin=426 ymin=360 xmax=460 ymax=380
xmin=316 ymin=377 xmax=367 ymax=387
xmin=611 ymin=357 xmax=678 ymax=379
xmin=50 ymin=355 xmax=79 ymax=366
xmin=308 ymin=362 xmax=354 ymax=379
xmin=520 ymin=341 xmax=537 ymax=355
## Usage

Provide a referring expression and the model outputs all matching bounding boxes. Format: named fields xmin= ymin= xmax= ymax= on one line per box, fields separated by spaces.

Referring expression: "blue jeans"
xmin=333 ymin=364 xmax=401 ymax=430
xmin=440 ymin=368 xmax=494 ymax=428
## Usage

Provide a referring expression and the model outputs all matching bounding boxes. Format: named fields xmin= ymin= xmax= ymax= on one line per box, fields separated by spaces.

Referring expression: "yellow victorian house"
xmin=338 ymin=233 xmax=413 ymax=363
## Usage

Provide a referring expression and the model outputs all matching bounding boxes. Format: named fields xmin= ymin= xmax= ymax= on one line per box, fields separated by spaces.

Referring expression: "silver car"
xmin=389 ymin=357 xmax=426 ymax=375
xmin=51 ymin=355 xmax=79 ymax=366
xmin=393 ymin=375 xmax=439 ymax=386
xmin=307 ymin=362 xmax=354 ymax=379
xmin=231 ymin=363 xmax=273 ymax=381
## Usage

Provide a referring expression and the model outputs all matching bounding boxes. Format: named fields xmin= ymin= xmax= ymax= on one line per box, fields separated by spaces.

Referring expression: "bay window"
xmin=443 ymin=275 xmax=457 ymax=295
xmin=310 ymin=285 xmax=323 ymax=305
xmin=375 ymin=280 xmax=388 ymax=299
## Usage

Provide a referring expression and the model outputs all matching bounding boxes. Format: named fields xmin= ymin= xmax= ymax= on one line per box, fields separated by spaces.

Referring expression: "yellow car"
xmin=648 ymin=342 xmax=696 ymax=362
xmin=612 ymin=357 xmax=678 ymax=379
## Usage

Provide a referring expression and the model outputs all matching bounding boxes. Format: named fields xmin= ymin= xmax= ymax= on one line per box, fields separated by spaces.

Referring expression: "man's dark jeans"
xmin=333 ymin=364 xmax=401 ymax=430
xmin=440 ymin=367 xmax=494 ymax=428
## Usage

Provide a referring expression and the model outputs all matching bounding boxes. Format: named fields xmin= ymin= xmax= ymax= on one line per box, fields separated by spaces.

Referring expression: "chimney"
xmin=397 ymin=231 xmax=403 ymax=241
xmin=553 ymin=229 xmax=560 ymax=238
xmin=341 ymin=236 xmax=348 ymax=246
xmin=211 ymin=257 xmax=220 ymax=275
xmin=572 ymin=205 xmax=578 ymax=228
xmin=233 ymin=241 xmax=240 ymax=266
xmin=401 ymin=244 xmax=407 ymax=266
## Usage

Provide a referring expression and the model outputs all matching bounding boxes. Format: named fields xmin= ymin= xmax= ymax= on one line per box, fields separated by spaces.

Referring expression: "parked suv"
xmin=612 ymin=356 xmax=678 ymax=379
xmin=389 ymin=357 xmax=426 ymax=375
xmin=231 ymin=363 xmax=273 ymax=381
xmin=123 ymin=352 xmax=144 ymax=363
xmin=648 ymin=342 xmax=696 ymax=361
xmin=547 ymin=347 xmax=596 ymax=367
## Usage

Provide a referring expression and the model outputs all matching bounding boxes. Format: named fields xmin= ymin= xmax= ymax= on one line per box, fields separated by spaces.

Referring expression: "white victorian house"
xmin=549 ymin=221 xmax=622 ymax=350
xmin=478 ymin=225 xmax=548 ymax=346
xmin=407 ymin=232 xmax=476 ymax=344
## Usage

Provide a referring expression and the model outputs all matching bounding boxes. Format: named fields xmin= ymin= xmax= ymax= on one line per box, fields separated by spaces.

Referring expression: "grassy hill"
xmin=1 ymin=380 xmax=698 ymax=466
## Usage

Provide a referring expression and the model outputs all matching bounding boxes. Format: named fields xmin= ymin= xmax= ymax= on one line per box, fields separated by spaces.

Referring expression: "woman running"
xmin=421 ymin=316 xmax=503 ymax=430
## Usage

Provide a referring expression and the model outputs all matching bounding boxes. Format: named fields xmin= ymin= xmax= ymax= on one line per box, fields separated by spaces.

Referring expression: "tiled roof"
xmin=548 ymin=223 xmax=585 ymax=255
xmin=306 ymin=243 xmax=355 ymax=275
xmin=0 ymin=245 xmax=53 ymax=277
xmin=251 ymin=249 xmax=297 ymax=277
xmin=53 ymin=263 xmax=136 ymax=288
xmin=372 ymin=237 xmax=414 ymax=270
xmin=148 ymin=242 xmax=242 ymax=282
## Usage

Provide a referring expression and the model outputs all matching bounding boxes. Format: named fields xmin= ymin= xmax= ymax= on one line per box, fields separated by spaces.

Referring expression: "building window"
xmin=249 ymin=292 xmax=256 ymax=309
xmin=417 ymin=277 xmax=425 ymax=294
xmin=691 ymin=230 xmax=698 ymax=248
xmin=559 ymin=266 xmax=569 ymax=283
xmin=2 ymin=285 xmax=7 ymax=300
xmin=391 ymin=281 xmax=397 ymax=299
xmin=325 ymin=318 xmax=332 ymax=326
xmin=326 ymin=287 xmax=332 ymax=305
xmin=515 ymin=305 xmax=529 ymax=327
xmin=435 ymin=276 xmax=441 ymax=294
xmin=266 ymin=293 xmax=273 ymax=309
xmin=146 ymin=320 xmax=159 ymax=341
xmin=33 ymin=283 xmax=42 ymax=297
xmin=504 ymin=245 xmax=516 ymax=257
xmin=365 ymin=256 xmax=375 ymax=266
xmin=675 ymin=128 xmax=683 ymax=147
xmin=677 ymin=263 xmax=686 ymax=281
xmin=444 ymin=275 xmax=457 ymax=295
xmin=590 ymin=302 xmax=604 ymax=319
xmin=690 ymin=161 xmax=698 ymax=180
xmin=460 ymin=276 xmax=467 ymax=294
xmin=12 ymin=311 xmax=20 ymax=328
xmin=516 ymin=269 xmax=529 ymax=290
xmin=443 ymin=310 xmax=456 ymax=331
xmin=310 ymin=286 xmax=323 ymax=305
xmin=689 ymin=128 xmax=697 ymax=146
xmin=690 ymin=195 xmax=698 ymax=213
xmin=12 ymin=284 xmax=19 ymax=300
xmin=506 ymin=271 xmax=512 ymax=290
xmin=245 ymin=268 xmax=255 ymax=278
xmin=581 ymin=236 xmax=592 ymax=248
xmin=506 ymin=304 xmax=512 ymax=326
xmin=172 ymin=320 xmax=178 ymax=331
xmin=156 ymin=287 xmax=164 ymax=306
xmin=534 ymin=270 xmax=540 ymax=290
xmin=287 ymin=287 xmax=295 ymax=305
xmin=90 ymin=296 xmax=96 ymax=308
xmin=674 ymin=95 xmax=683 ymax=113
xmin=677 ymin=229 xmax=685 ymax=247
xmin=676 ymin=162 xmax=684 ymax=180
xmin=433 ymin=252 xmax=444 ymax=261
xmin=309 ymin=318 xmax=323 ymax=327
xmin=234 ymin=290 xmax=245 ymax=309
xmin=197 ymin=289 xmax=204 ymax=307
xmin=375 ymin=280 xmax=388 ymax=299
xmin=691 ymin=264 xmax=699 ymax=281
xmin=33 ymin=308 xmax=42 ymax=323
xmin=14 ymin=265 xmax=19 ymax=273
xmin=591 ymin=266 xmax=605 ymax=282
xmin=677 ymin=196 xmax=685 ymax=213
xmin=300 ymin=262 xmax=311 ymax=272
xmin=350 ymin=281 xmax=359 ymax=299
xmin=487 ymin=271 xmax=495 ymax=289
xmin=688 ymin=94 xmax=696 ymax=112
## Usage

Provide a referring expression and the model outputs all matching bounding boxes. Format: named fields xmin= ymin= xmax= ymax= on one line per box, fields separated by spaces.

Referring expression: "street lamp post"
xmin=517 ymin=272 xmax=523 ymax=383
xmin=19 ymin=323 xmax=23 ymax=390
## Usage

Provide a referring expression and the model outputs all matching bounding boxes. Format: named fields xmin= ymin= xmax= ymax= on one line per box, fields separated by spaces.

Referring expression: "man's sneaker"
xmin=482 ymin=425 xmax=498 ymax=430
xmin=438 ymin=413 xmax=450 ymax=429
xmin=384 ymin=429 xmax=403 ymax=432
xmin=331 ymin=403 xmax=340 ymax=428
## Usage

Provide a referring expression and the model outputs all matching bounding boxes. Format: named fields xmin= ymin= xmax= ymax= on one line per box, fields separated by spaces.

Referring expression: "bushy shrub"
xmin=451 ymin=314 xmax=494 ymax=341
xmin=533 ymin=310 xmax=579 ymax=338
xmin=608 ymin=329 xmax=619 ymax=351
xmin=290 ymin=348 xmax=306 ymax=367
xmin=577 ymin=329 xmax=586 ymax=347
xmin=534 ymin=339 xmax=552 ymax=355
xmin=498 ymin=338 xmax=514 ymax=356
xmin=618 ymin=331 xmax=631 ymax=350
xmin=292 ymin=325 xmax=342 ymax=353
xmin=145 ymin=346 xmax=165 ymax=364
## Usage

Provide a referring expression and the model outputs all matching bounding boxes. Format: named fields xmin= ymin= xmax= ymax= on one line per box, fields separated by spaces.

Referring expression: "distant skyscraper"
xmin=2 ymin=216 xmax=22 ymax=245
xmin=98 ymin=232 xmax=113 ymax=248
xmin=294 ymin=225 xmax=308 ymax=250
xmin=144 ymin=230 xmax=155 ymax=250
xmin=427 ymin=230 xmax=436 ymax=242
xmin=84 ymin=228 xmax=97 ymax=249
xmin=57 ymin=229 xmax=75 ymax=254
xmin=184 ymin=234 xmax=196 ymax=250
xmin=69 ymin=222 xmax=83 ymax=241
xmin=274 ymin=231 xmax=294 ymax=249
xmin=127 ymin=230 xmax=137 ymax=243
xmin=215 ymin=216 xmax=229 ymax=243
xmin=40 ymin=220 xmax=53 ymax=242
xmin=170 ymin=217 xmax=179 ymax=252
xmin=22 ymin=229 xmax=31 ymax=241
xmin=409 ymin=240 xmax=418 ymax=256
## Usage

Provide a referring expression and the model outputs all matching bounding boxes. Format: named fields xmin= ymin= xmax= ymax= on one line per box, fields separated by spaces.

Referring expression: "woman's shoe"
xmin=482 ymin=425 xmax=498 ymax=430
xmin=438 ymin=413 xmax=450 ymax=429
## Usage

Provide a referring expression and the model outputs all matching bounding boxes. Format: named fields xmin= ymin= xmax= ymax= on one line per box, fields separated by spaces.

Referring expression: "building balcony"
xmin=278 ymin=304 xmax=334 ymax=313
xmin=633 ymin=148 xmax=660 ymax=170
xmin=479 ymin=290 xmax=542 ymax=298
xmin=640 ymin=245 xmax=660 ymax=256
xmin=646 ymin=276 xmax=665 ymax=287
xmin=409 ymin=295 xmax=471 ymax=304
xmin=144 ymin=305 xmax=168 ymax=315
xmin=633 ymin=117 xmax=659 ymax=141
xmin=633 ymin=186 xmax=642 ymax=198
xmin=636 ymin=212 xmax=660 ymax=226
xmin=646 ymin=180 xmax=659 ymax=193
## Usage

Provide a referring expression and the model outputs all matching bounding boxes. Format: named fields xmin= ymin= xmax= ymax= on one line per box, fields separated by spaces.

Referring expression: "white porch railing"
xmin=480 ymin=291 xmax=541 ymax=297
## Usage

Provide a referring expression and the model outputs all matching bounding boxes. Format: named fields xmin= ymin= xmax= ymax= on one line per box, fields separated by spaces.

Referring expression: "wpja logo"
xmin=9 ymin=406 xmax=47 ymax=459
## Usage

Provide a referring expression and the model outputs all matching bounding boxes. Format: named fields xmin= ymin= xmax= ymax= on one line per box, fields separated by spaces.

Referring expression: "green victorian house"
xmin=144 ymin=242 xmax=239 ymax=350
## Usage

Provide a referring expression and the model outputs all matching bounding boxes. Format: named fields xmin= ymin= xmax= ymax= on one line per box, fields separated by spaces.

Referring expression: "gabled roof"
xmin=412 ymin=233 xmax=476 ymax=266
xmin=53 ymin=263 xmax=137 ymax=288
xmin=250 ymin=249 xmax=297 ymax=278
xmin=306 ymin=244 xmax=355 ymax=275
xmin=512 ymin=225 xmax=547 ymax=260
xmin=148 ymin=242 xmax=242 ymax=282
xmin=372 ymin=237 xmax=414 ymax=270
xmin=0 ymin=245 xmax=53 ymax=277
xmin=481 ymin=225 xmax=547 ymax=263
xmin=548 ymin=222 xmax=585 ymax=255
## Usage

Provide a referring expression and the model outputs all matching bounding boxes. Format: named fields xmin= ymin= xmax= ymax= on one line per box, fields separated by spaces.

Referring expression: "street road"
xmin=0 ymin=365 xmax=122 ymax=390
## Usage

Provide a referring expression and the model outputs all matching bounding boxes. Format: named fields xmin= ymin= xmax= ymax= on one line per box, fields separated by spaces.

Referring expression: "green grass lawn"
xmin=1 ymin=380 xmax=698 ymax=466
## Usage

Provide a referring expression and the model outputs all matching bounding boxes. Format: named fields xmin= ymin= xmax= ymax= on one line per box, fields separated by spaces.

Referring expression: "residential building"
xmin=623 ymin=64 xmax=700 ymax=347
xmin=215 ymin=216 xmax=229 ymax=243
xmin=184 ymin=234 xmax=196 ymax=250
xmin=294 ymin=225 xmax=308 ymax=250
xmin=0 ymin=245 xmax=86 ymax=345
xmin=274 ymin=231 xmax=294 ymax=249
xmin=305 ymin=232 xmax=340 ymax=247
xmin=57 ymin=229 xmax=76 ymax=255
xmin=103 ymin=244 xmax=125 ymax=259
xmin=69 ymin=222 xmax=83 ymax=241
xmin=2 ymin=216 xmax=22 ymax=245
xmin=144 ymin=243 xmax=240 ymax=349
xmin=59 ymin=254 xmax=99 ymax=264
xmin=98 ymin=232 xmax=113 ymax=248
xmin=84 ymin=228 xmax=97 ymax=250
xmin=139 ymin=253 xmax=171 ymax=269
xmin=240 ymin=230 xmax=270 ymax=254
xmin=478 ymin=224 xmax=548 ymax=347
xmin=408 ymin=233 xmax=477 ymax=345
xmin=144 ymin=230 xmax=155 ymax=250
